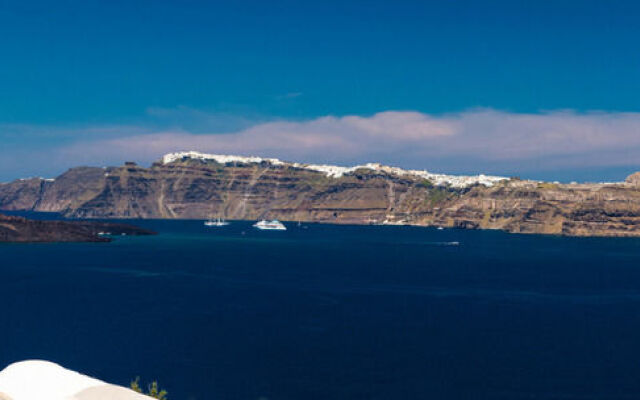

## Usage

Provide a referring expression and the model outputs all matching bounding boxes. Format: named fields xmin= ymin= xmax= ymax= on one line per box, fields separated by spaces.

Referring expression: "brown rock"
xmin=625 ymin=172 xmax=640 ymax=185
xmin=0 ymin=213 xmax=155 ymax=243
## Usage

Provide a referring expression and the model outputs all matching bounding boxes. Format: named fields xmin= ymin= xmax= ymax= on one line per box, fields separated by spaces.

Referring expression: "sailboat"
xmin=204 ymin=216 xmax=230 ymax=227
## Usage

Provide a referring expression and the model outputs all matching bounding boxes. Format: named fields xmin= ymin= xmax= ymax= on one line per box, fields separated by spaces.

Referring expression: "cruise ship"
xmin=253 ymin=220 xmax=287 ymax=230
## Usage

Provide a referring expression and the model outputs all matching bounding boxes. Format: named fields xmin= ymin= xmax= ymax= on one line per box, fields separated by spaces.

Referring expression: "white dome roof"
xmin=0 ymin=361 xmax=150 ymax=400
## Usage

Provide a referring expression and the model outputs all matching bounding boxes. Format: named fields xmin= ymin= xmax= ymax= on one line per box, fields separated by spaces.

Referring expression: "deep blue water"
xmin=3 ymin=218 xmax=640 ymax=400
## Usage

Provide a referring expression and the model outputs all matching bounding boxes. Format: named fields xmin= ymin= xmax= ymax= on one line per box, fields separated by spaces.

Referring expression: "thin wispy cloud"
xmin=3 ymin=108 xmax=640 ymax=181
xmin=275 ymin=92 xmax=303 ymax=100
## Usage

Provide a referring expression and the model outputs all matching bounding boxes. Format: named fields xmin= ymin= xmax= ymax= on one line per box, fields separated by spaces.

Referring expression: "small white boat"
xmin=204 ymin=217 xmax=230 ymax=227
xmin=437 ymin=226 xmax=444 ymax=230
xmin=253 ymin=219 xmax=287 ymax=230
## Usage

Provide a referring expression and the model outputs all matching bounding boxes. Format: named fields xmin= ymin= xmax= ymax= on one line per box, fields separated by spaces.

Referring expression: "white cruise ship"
xmin=253 ymin=220 xmax=287 ymax=230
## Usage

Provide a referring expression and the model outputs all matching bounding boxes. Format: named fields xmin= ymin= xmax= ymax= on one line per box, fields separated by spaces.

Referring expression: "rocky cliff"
xmin=2 ymin=151 xmax=640 ymax=237
xmin=0 ymin=213 xmax=154 ymax=242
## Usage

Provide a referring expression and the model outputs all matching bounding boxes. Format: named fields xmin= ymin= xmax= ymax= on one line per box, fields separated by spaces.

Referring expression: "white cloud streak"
xmin=3 ymin=108 xmax=640 ymax=180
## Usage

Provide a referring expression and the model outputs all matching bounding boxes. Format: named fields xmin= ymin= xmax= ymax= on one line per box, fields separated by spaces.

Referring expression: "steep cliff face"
xmin=2 ymin=152 xmax=640 ymax=237
xmin=0 ymin=178 xmax=47 ymax=211
xmin=416 ymin=181 xmax=640 ymax=236
xmin=1 ymin=159 xmax=440 ymax=223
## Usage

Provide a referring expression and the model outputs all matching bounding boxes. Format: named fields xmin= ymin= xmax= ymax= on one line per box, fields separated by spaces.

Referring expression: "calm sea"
xmin=2 ymin=216 xmax=640 ymax=399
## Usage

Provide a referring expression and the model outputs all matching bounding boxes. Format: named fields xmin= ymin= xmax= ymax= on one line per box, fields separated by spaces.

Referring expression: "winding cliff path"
xmin=157 ymin=181 xmax=176 ymax=218
xmin=386 ymin=181 xmax=396 ymax=213
xmin=235 ymin=166 xmax=270 ymax=218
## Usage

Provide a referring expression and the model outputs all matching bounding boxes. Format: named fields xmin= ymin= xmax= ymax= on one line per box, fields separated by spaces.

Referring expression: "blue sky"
xmin=1 ymin=0 xmax=640 ymax=181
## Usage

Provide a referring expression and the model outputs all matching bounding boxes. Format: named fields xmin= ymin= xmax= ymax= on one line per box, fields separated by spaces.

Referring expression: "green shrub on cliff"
xmin=416 ymin=179 xmax=434 ymax=189
xmin=426 ymin=187 xmax=452 ymax=205
xmin=130 ymin=377 xmax=168 ymax=399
